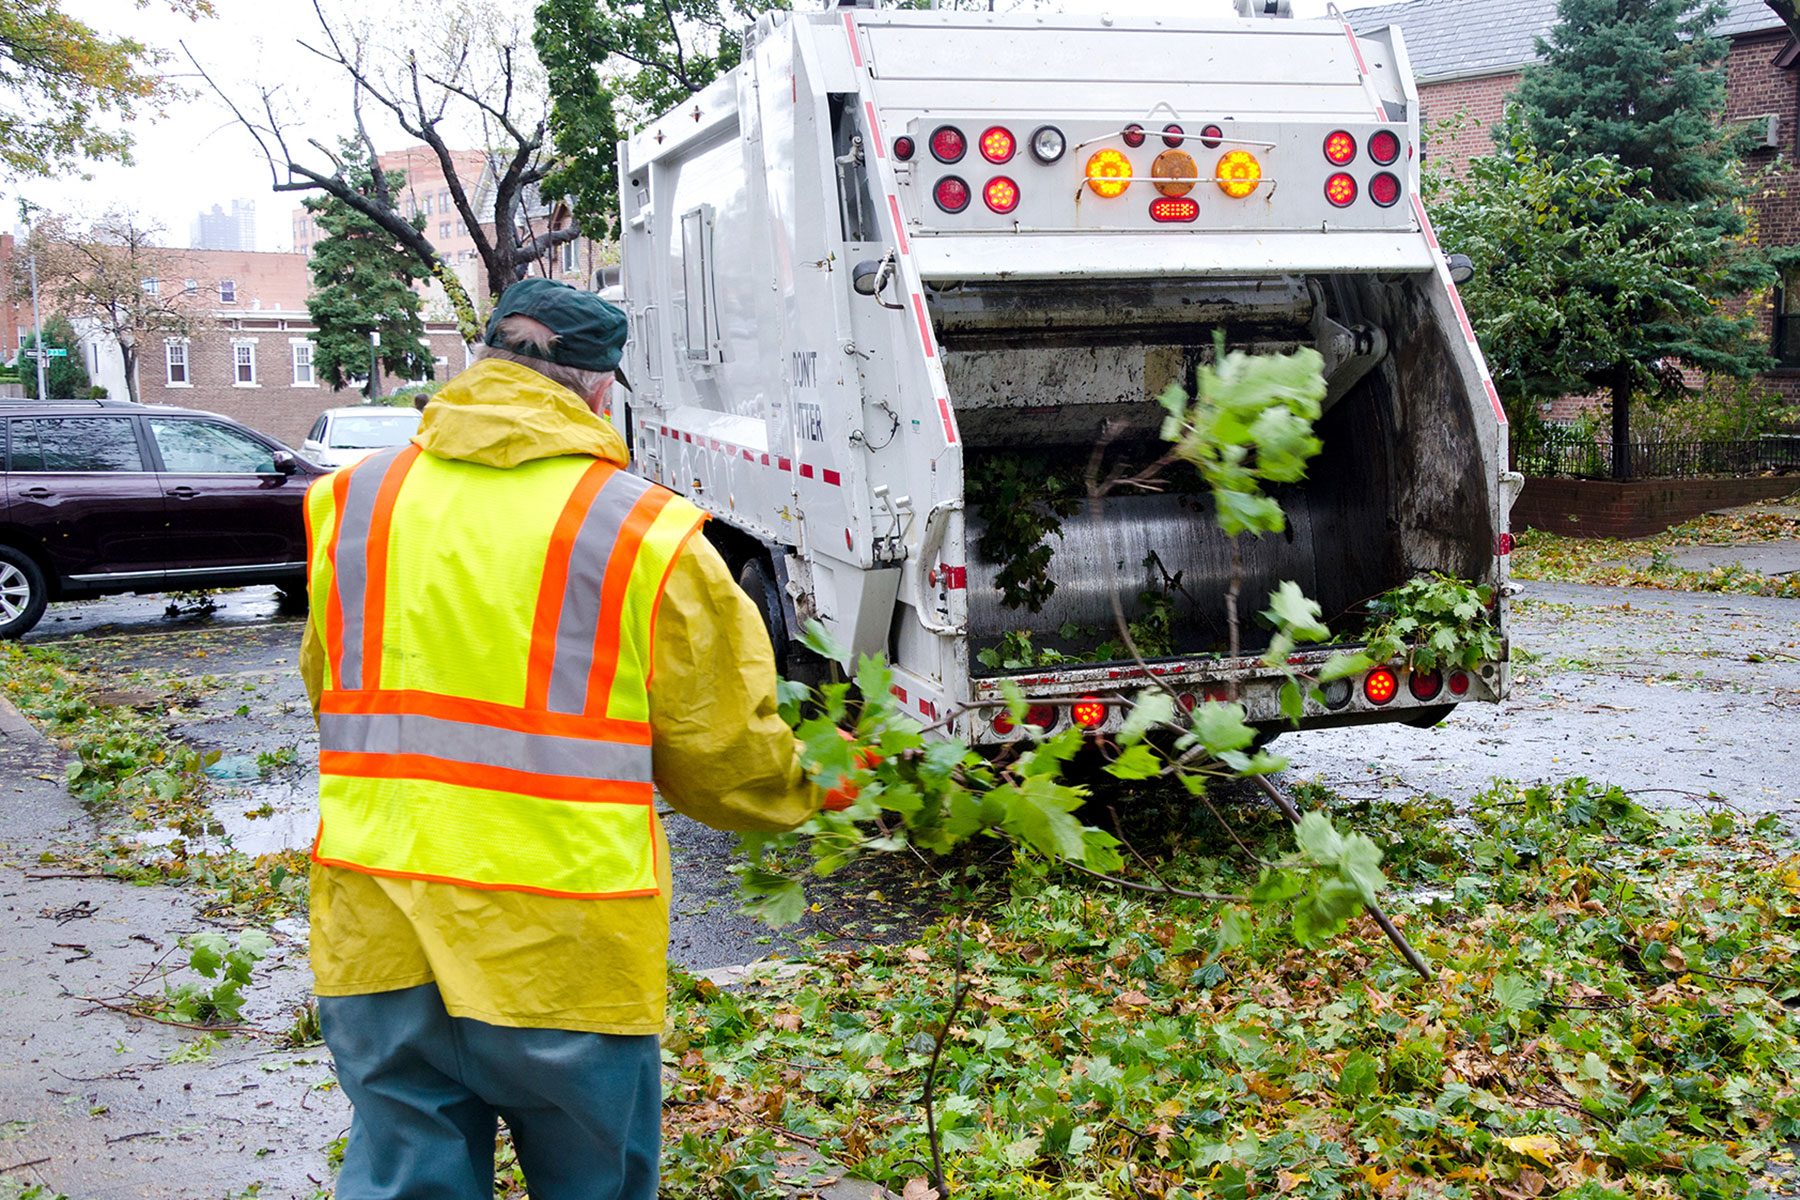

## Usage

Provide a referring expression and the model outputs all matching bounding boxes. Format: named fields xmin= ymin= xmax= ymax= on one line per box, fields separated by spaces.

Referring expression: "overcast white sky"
xmin=15 ymin=0 xmax=1340 ymax=252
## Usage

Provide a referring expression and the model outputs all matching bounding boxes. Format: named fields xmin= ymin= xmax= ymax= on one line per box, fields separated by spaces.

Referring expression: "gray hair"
xmin=475 ymin=314 xmax=614 ymax=399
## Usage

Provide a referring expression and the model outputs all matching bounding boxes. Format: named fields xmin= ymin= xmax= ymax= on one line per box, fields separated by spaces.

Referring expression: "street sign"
xmin=21 ymin=348 xmax=67 ymax=358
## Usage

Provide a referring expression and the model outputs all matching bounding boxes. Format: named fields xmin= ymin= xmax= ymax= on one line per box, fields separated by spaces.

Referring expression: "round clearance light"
xmin=1122 ymin=123 xmax=1147 ymax=148
xmin=1409 ymin=669 xmax=1444 ymax=702
xmin=1448 ymin=670 xmax=1471 ymax=697
xmin=930 ymin=125 xmax=967 ymax=164
xmin=894 ymin=135 xmax=916 ymax=162
xmin=1029 ymin=125 xmax=1066 ymax=165
xmin=1321 ymin=677 xmax=1353 ymax=709
xmin=1177 ymin=692 xmax=1198 ymax=712
xmin=1025 ymin=704 xmax=1058 ymax=731
xmin=1200 ymin=123 xmax=1225 ymax=148
xmin=1216 ymin=150 xmax=1262 ymax=199
xmin=1368 ymin=129 xmax=1402 ymax=165
xmin=1325 ymin=171 xmax=1357 ymax=208
xmin=1149 ymin=196 xmax=1199 ymax=223
xmin=1162 ymin=123 xmax=1186 ymax=147
xmin=934 ymin=175 xmax=971 ymax=214
xmin=979 ymin=125 xmax=1016 ymax=164
xmin=1324 ymin=129 xmax=1357 ymax=165
xmin=1369 ymin=171 xmax=1402 ymax=208
xmin=992 ymin=710 xmax=1016 ymax=736
xmin=983 ymin=176 xmax=1020 ymax=214
xmin=1072 ymin=698 xmax=1108 ymax=729
xmin=1084 ymin=148 xmax=1133 ymax=198
xmin=1152 ymin=149 xmax=1197 ymax=197
xmin=1363 ymin=668 xmax=1398 ymax=706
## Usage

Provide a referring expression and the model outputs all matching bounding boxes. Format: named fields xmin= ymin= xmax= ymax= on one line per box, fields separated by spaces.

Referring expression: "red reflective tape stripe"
xmin=358 ymin=444 xmax=422 ymax=691
xmin=322 ymin=468 xmax=354 ymax=683
xmin=942 ymin=565 xmax=967 ymax=590
xmin=526 ymin=460 xmax=617 ymax=709
xmin=887 ymin=194 xmax=910 ymax=254
xmin=1412 ymin=194 xmax=1439 ymax=248
xmin=1484 ymin=378 xmax=1508 ymax=426
xmin=1447 ymin=285 xmax=1477 ymax=345
xmin=741 ymin=448 xmax=753 ymax=461
xmin=800 ymin=462 xmax=815 ymax=479
xmin=936 ymin=395 xmax=959 ymax=445
xmin=911 ymin=293 xmax=935 ymax=357
xmin=778 ymin=457 xmax=792 ymax=471
xmin=864 ymin=100 xmax=885 ymax=159
xmin=760 ymin=453 xmax=770 ymax=466
xmin=1342 ymin=21 xmax=1369 ymax=74
xmin=844 ymin=12 xmax=863 ymax=66
xmin=892 ymin=685 xmax=908 ymax=704
xmin=822 ymin=468 xmax=841 ymax=486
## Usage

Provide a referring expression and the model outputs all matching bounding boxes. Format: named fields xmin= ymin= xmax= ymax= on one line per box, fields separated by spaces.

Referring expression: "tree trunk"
xmin=1610 ymin=364 xmax=1633 ymax=481
xmin=121 ymin=345 xmax=138 ymax=405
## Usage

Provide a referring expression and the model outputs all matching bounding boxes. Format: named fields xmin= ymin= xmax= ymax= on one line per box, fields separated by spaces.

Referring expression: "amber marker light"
xmin=1215 ymin=150 xmax=1262 ymax=199
xmin=1084 ymin=148 xmax=1133 ymax=198
xmin=1152 ymin=149 xmax=1197 ymax=197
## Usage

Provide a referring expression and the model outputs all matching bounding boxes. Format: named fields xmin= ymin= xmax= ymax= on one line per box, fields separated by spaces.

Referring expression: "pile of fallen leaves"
xmin=1513 ymin=503 xmax=1800 ymax=599
xmin=661 ymin=780 xmax=1800 ymax=1199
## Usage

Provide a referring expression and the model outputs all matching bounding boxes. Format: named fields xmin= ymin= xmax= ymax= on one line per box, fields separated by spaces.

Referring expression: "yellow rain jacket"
xmin=300 ymin=358 xmax=821 ymax=1034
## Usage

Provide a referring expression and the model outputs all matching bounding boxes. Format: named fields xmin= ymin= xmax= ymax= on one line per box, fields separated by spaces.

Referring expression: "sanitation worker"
xmin=299 ymin=278 xmax=836 ymax=1200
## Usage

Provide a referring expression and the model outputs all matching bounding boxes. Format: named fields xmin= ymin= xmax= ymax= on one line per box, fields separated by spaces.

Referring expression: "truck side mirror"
xmin=1446 ymin=253 xmax=1476 ymax=285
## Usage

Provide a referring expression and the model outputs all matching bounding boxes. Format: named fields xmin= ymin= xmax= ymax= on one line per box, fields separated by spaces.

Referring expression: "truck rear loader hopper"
xmin=616 ymin=3 xmax=1518 ymax=745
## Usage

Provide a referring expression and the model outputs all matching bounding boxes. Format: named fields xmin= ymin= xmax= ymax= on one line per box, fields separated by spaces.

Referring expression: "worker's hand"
xmin=820 ymin=731 xmax=882 ymax=812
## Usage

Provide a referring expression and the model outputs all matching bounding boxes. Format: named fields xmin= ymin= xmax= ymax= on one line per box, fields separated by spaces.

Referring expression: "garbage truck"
xmin=612 ymin=0 xmax=1520 ymax=744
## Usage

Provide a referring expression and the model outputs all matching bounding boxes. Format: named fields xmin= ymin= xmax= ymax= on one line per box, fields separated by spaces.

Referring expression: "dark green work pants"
xmin=320 ymin=983 xmax=660 ymax=1200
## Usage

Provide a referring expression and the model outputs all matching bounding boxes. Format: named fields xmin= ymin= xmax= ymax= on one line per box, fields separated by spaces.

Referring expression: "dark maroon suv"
xmin=0 ymin=400 xmax=328 ymax=638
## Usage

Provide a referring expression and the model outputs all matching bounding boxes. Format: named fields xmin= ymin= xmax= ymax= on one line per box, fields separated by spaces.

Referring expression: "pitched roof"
xmin=1347 ymin=0 xmax=1787 ymax=83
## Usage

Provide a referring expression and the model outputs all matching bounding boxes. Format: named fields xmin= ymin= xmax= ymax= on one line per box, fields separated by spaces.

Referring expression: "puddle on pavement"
xmin=127 ymin=776 xmax=317 ymax=859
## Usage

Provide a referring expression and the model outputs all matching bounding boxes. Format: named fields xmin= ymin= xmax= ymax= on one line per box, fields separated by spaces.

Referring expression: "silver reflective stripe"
xmin=332 ymin=447 xmax=407 ymax=690
xmin=318 ymin=711 xmax=652 ymax=784
xmin=545 ymin=469 xmax=656 ymax=714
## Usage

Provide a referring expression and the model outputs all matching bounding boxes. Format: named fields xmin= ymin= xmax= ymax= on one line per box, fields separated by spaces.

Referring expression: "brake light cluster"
xmin=920 ymin=123 xmax=1069 ymax=215
xmin=1321 ymin=127 xmax=1404 ymax=209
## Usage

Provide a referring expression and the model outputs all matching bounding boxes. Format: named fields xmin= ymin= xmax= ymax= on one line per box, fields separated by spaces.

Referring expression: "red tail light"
xmin=1122 ymin=123 xmax=1146 ymax=148
xmin=1072 ymin=698 xmax=1107 ymax=729
xmin=1025 ymin=704 xmax=1057 ymax=730
xmin=1200 ymin=123 xmax=1224 ymax=148
xmin=894 ymin=135 xmax=916 ymax=162
xmin=1364 ymin=669 xmax=1398 ymax=705
xmin=1368 ymin=129 xmax=1401 ymax=165
xmin=1325 ymin=172 xmax=1357 ymax=208
xmin=1409 ymin=669 xmax=1443 ymax=701
xmin=1448 ymin=671 xmax=1471 ymax=696
xmin=1162 ymin=123 xmax=1185 ymax=147
xmin=1324 ymin=130 xmax=1357 ymax=165
xmin=992 ymin=710 xmax=1015 ymax=736
xmin=1149 ymin=196 xmax=1199 ymax=223
xmin=934 ymin=176 xmax=971 ymax=213
xmin=979 ymin=126 xmax=1016 ymax=164
xmin=930 ymin=126 xmax=966 ymax=163
xmin=984 ymin=176 xmax=1020 ymax=214
xmin=1177 ymin=692 xmax=1197 ymax=712
xmin=1369 ymin=172 xmax=1402 ymax=208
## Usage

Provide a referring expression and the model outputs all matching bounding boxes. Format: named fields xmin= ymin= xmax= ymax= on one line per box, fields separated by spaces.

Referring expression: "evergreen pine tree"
xmin=304 ymin=143 xmax=435 ymax=396
xmin=1499 ymin=0 xmax=1771 ymax=478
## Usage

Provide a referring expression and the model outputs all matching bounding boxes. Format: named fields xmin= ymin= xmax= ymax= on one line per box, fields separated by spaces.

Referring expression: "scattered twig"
xmin=69 ymin=993 xmax=263 ymax=1037
xmin=919 ymin=919 xmax=971 ymax=1198
xmin=0 ymin=1157 xmax=50 ymax=1173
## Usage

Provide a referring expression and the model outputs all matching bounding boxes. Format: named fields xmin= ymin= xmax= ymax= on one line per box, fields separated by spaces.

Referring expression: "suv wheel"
xmin=0 ymin=547 xmax=49 ymax=640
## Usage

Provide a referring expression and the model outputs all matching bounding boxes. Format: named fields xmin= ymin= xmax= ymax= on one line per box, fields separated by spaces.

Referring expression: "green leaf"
xmin=798 ymin=619 xmax=847 ymax=663
xmin=1103 ymin=742 xmax=1161 ymax=781
xmin=999 ymin=777 xmax=1089 ymax=862
xmin=1262 ymin=581 xmax=1329 ymax=643
xmin=1338 ymin=1049 xmax=1381 ymax=1099
xmin=1492 ymin=972 xmax=1541 ymax=1013
xmin=1317 ymin=651 xmax=1373 ymax=682
xmin=1191 ymin=701 xmax=1255 ymax=756
xmin=185 ymin=932 xmax=229 ymax=980
xmin=738 ymin=867 xmax=807 ymax=927
xmin=1117 ymin=690 xmax=1175 ymax=746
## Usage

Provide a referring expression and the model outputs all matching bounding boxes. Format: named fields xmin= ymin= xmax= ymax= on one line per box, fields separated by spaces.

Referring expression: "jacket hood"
xmin=413 ymin=357 xmax=627 ymax=469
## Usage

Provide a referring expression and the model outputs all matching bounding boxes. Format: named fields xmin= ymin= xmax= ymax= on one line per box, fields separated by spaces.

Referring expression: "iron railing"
xmin=1516 ymin=433 xmax=1800 ymax=480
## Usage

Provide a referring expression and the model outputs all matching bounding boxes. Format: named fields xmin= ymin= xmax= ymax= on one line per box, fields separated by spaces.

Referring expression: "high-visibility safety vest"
xmin=304 ymin=444 xmax=707 ymax=899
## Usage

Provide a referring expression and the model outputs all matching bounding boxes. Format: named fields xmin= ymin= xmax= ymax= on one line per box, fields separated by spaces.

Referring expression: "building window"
xmin=233 ymin=341 xmax=257 ymax=386
xmin=219 ymin=279 xmax=237 ymax=304
xmin=561 ymin=238 xmax=579 ymax=274
xmin=165 ymin=339 xmax=190 ymax=386
xmin=422 ymin=194 xmax=433 ymax=215
xmin=183 ymin=279 xmax=198 ymax=294
xmin=292 ymin=341 xmax=315 ymax=386
xmin=439 ymin=220 xmax=452 ymax=239
xmin=1777 ymin=269 xmax=1800 ymax=368
xmin=439 ymin=189 xmax=451 ymax=210
xmin=142 ymin=277 xmax=159 ymax=296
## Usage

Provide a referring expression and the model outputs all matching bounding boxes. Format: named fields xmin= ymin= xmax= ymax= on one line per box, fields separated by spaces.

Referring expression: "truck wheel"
xmin=0 ymin=546 xmax=49 ymax=640
xmin=1403 ymin=705 xmax=1456 ymax=729
xmin=737 ymin=557 xmax=789 ymax=677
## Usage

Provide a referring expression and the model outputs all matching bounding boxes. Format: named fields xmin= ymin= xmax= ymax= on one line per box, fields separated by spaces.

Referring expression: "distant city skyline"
xmin=191 ymin=199 xmax=257 ymax=252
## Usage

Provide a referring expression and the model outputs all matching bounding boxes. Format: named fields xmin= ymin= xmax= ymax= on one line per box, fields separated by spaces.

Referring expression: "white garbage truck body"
xmin=615 ymin=1 xmax=1517 ymax=743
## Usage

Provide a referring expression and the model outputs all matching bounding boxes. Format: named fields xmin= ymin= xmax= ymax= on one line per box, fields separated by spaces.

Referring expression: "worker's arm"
xmin=648 ymin=535 xmax=823 ymax=832
xmin=300 ymin=609 xmax=324 ymax=723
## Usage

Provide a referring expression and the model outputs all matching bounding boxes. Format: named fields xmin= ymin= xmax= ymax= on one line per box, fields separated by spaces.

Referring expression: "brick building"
xmin=1350 ymin=0 xmax=1800 ymax=402
xmin=0 ymin=233 xmax=28 ymax=366
xmin=79 ymin=248 xmax=466 ymax=448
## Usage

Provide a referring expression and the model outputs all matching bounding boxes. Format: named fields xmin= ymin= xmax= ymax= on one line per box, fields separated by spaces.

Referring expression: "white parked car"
xmin=301 ymin=407 xmax=422 ymax=469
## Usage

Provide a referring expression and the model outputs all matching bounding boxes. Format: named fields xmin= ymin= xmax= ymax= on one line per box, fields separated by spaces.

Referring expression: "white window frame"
xmin=183 ymin=278 xmax=198 ymax=295
xmin=561 ymin=238 xmax=579 ymax=274
xmin=165 ymin=338 xmax=191 ymax=387
xmin=142 ymin=277 xmax=160 ymax=296
xmin=290 ymin=338 xmax=316 ymax=387
xmin=232 ymin=338 xmax=259 ymax=387
xmin=219 ymin=279 xmax=238 ymax=304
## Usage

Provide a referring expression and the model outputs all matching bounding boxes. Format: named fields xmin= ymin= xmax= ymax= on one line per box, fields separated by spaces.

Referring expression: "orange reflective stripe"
xmin=320 ymin=750 xmax=655 ymax=805
xmin=359 ymin=444 xmax=422 ymax=691
xmin=322 ymin=467 xmax=354 ymax=683
xmin=643 ymin=513 xmax=709 ymax=691
xmin=319 ymin=688 xmax=651 ymax=744
xmin=307 ymin=849 xmax=660 ymax=901
xmin=584 ymin=487 xmax=676 ymax=715
xmin=525 ymin=460 xmax=617 ymax=710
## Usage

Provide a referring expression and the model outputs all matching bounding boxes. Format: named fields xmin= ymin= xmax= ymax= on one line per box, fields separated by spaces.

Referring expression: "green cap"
xmin=483 ymin=277 xmax=631 ymax=389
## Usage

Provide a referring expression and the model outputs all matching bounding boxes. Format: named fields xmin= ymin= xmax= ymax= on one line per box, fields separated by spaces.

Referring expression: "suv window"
xmin=149 ymin=419 xmax=276 ymax=474
xmin=9 ymin=417 xmax=145 ymax=472
xmin=307 ymin=416 xmax=327 ymax=443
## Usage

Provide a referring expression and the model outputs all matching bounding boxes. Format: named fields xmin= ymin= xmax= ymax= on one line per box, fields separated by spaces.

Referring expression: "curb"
xmin=0 ymin=692 xmax=44 ymax=744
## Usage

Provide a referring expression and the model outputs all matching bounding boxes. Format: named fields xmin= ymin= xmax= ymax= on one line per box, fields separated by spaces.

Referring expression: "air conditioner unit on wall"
xmin=1745 ymin=113 xmax=1781 ymax=148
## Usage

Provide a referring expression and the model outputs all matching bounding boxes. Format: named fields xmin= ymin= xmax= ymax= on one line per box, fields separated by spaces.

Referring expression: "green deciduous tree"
xmin=20 ymin=314 xmax=90 ymax=399
xmin=1496 ymin=0 xmax=1771 ymax=477
xmin=535 ymin=0 xmax=783 ymax=238
xmin=304 ymin=144 xmax=434 ymax=394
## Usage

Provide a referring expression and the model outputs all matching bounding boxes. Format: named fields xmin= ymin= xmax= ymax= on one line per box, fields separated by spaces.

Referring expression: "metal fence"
xmin=1516 ymin=433 xmax=1800 ymax=480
